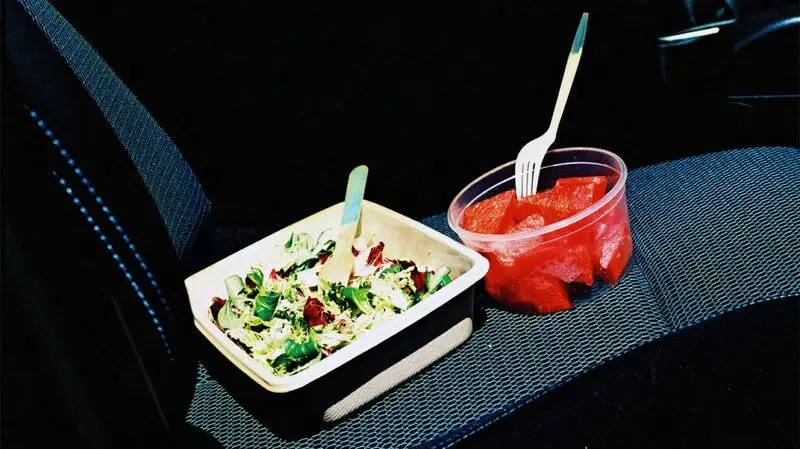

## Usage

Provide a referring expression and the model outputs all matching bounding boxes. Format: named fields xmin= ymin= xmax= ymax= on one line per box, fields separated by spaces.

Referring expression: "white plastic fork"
xmin=515 ymin=12 xmax=589 ymax=199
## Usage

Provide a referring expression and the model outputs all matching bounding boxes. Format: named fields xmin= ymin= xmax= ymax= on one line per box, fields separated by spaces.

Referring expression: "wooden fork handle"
xmin=548 ymin=13 xmax=589 ymax=136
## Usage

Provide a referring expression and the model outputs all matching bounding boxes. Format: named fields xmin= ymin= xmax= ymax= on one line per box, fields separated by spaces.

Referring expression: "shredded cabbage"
xmin=208 ymin=232 xmax=454 ymax=376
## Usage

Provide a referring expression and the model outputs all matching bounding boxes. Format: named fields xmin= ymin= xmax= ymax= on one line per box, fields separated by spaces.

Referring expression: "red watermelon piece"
xmin=476 ymin=175 xmax=630 ymax=315
xmin=505 ymin=273 xmax=572 ymax=314
xmin=485 ymin=250 xmax=576 ymax=314
xmin=463 ymin=190 xmax=516 ymax=234
xmin=517 ymin=241 xmax=594 ymax=286
xmin=565 ymin=182 xmax=605 ymax=213
xmin=511 ymin=187 xmax=578 ymax=224
xmin=555 ymin=176 xmax=608 ymax=204
xmin=511 ymin=188 xmax=562 ymax=223
xmin=589 ymin=197 xmax=633 ymax=284
xmin=511 ymin=176 xmax=609 ymax=225
xmin=503 ymin=213 xmax=545 ymax=234
xmin=483 ymin=253 xmax=511 ymax=300
xmin=592 ymin=221 xmax=633 ymax=284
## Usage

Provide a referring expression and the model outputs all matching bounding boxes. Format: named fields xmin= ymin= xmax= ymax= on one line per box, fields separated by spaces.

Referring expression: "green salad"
xmin=209 ymin=231 xmax=453 ymax=376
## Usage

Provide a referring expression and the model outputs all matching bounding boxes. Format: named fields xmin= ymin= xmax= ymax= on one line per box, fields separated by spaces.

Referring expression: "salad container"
xmin=185 ymin=200 xmax=489 ymax=429
xmin=448 ymin=147 xmax=632 ymax=313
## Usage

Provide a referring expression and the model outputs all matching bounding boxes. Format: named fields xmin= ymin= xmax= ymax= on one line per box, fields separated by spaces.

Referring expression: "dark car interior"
xmin=3 ymin=0 xmax=799 ymax=448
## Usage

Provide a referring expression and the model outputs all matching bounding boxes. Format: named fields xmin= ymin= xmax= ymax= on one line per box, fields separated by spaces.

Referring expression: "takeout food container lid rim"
xmin=184 ymin=200 xmax=489 ymax=393
xmin=447 ymin=146 xmax=629 ymax=244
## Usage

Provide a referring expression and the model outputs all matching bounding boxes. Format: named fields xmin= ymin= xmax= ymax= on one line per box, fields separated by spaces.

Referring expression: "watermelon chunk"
xmin=511 ymin=176 xmax=608 ymax=225
xmin=562 ymin=182 xmax=606 ymax=217
xmin=475 ymin=175 xmax=630 ymax=315
xmin=503 ymin=213 xmax=545 ymax=234
xmin=593 ymin=221 xmax=633 ymax=284
xmin=511 ymin=188 xmax=561 ymax=223
xmin=555 ymin=176 xmax=608 ymax=204
xmin=505 ymin=273 xmax=572 ymax=314
xmin=511 ymin=187 xmax=578 ymax=224
xmin=463 ymin=190 xmax=516 ymax=234
xmin=589 ymin=197 xmax=633 ymax=284
xmin=483 ymin=253 xmax=512 ymax=300
xmin=517 ymin=241 xmax=594 ymax=286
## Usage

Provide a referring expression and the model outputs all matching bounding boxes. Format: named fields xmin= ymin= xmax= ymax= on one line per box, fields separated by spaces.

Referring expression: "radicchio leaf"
xmin=210 ymin=296 xmax=226 ymax=320
xmin=411 ymin=268 xmax=427 ymax=293
xmin=398 ymin=259 xmax=414 ymax=270
xmin=303 ymin=297 xmax=335 ymax=328
xmin=366 ymin=242 xmax=385 ymax=266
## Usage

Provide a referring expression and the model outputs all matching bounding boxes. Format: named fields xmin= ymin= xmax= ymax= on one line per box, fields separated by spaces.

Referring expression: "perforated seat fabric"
xmin=186 ymin=147 xmax=800 ymax=448
xmin=12 ymin=1 xmax=796 ymax=446
xmin=15 ymin=0 xmax=212 ymax=261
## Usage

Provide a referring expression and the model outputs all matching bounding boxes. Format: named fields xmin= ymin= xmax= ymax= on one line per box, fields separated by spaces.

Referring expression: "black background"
xmin=460 ymin=299 xmax=799 ymax=449
xmin=48 ymin=0 xmax=799 ymax=226
xmin=4 ymin=0 xmax=800 ymax=447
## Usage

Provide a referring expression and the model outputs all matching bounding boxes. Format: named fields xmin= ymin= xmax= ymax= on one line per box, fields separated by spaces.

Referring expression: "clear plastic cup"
xmin=447 ymin=147 xmax=632 ymax=314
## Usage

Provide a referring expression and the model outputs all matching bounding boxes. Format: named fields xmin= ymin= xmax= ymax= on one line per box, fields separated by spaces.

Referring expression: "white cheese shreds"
xmin=210 ymin=232 xmax=453 ymax=377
